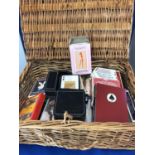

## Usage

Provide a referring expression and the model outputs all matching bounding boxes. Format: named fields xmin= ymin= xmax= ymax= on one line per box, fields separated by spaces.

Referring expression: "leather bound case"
xmin=94 ymin=84 xmax=128 ymax=122
xmin=54 ymin=90 xmax=86 ymax=120
xmin=45 ymin=71 xmax=70 ymax=96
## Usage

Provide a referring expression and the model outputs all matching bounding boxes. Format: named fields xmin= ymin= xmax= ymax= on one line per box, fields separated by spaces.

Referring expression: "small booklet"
xmin=69 ymin=36 xmax=92 ymax=75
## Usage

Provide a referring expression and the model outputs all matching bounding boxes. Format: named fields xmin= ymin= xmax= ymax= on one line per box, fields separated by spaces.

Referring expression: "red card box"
xmin=20 ymin=93 xmax=46 ymax=120
xmin=95 ymin=84 xmax=128 ymax=122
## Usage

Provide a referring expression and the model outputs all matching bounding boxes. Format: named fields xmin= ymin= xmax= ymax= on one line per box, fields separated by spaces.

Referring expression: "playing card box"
xmin=94 ymin=84 xmax=128 ymax=122
xmin=40 ymin=96 xmax=56 ymax=121
xmin=28 ymin=78 xmax=46 ymax=97
xmin=92 ymin=67 xmax=124 ymax=89
xmin=69 ymin=36 xmax=92 ymax=75
xmin=20 ymin=93 xmax=46 ymax=121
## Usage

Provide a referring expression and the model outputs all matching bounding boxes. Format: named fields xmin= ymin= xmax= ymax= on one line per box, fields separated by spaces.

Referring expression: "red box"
xmin=95 ymin=84 xmax=128 ymax=122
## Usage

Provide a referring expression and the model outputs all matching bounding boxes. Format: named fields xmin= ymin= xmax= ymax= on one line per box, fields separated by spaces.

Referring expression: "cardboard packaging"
xmin=69 ymin=36 xmax=92 ymax=75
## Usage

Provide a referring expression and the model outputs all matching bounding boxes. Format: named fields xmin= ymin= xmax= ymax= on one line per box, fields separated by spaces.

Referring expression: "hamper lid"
xmin=20 ymin=0 xmax=134 ymax=61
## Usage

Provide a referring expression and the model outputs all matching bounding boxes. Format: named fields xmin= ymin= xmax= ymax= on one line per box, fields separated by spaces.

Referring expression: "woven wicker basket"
xmin=19 ymin=0 xmax=135 ymax=150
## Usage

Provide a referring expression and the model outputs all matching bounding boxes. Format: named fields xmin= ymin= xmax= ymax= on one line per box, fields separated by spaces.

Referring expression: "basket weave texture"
xmin=20 ymin=0 xmax=134 ymax=61
xmin=19 ymin=0 xmax=135 ymax=150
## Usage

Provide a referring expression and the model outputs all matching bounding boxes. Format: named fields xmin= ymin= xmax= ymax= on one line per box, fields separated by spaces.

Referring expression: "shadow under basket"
xmin=19 ymin=60 xmax=135 ymax=150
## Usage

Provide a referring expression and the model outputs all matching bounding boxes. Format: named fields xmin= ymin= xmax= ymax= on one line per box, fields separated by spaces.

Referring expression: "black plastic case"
xmin=45 ymin=71 xmax=71 ymax=96
xmin=54 ymin=90 xmax=86 ymax=120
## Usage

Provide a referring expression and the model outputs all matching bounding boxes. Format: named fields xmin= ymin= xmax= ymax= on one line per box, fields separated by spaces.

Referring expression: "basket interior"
xmin=19 ymin=60 xmax=135 ymax=149
xmin=19 ymin=60 xmax=135 ymax=109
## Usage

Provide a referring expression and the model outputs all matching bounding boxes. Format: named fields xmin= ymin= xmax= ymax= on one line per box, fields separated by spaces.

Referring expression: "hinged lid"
xmin=20 ymin=0 xmax=134 ymax=61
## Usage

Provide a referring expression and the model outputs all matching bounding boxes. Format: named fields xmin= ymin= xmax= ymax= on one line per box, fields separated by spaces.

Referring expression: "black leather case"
xmin=45 ymin=71 xmax=70 ymax=96
xmin=54 ymin=90 xmax=86 ymax=120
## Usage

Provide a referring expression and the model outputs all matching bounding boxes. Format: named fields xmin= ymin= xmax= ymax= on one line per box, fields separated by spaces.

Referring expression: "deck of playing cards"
xmin=28 ymin=78 xmax=46 ymax=97
xmin=40 ymin=96 xmax=56 ymax=121
xmin=126 ymin=90 xmax=135 ymax=122
xmin=60 ymin=75 xmax=79 ymax=89
xmin=94 ymin=84 xmax=128 ymax=122
xmin=19 ymin=93 xmax=46 ymax=121
xmin=92 ymin=67 xmax=123 ymax=89
xmin=69 ymin=36 xmax=92 ymax=75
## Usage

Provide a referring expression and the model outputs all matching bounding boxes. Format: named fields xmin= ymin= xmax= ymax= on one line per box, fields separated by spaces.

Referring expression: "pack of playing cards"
xmin=94 ymin=84 xmax=128 ymax=122
xmin=40 ymin=96 xmax=56 ymax=121
xmin=92 ymin=67 xmax=123 ymax=89
xmin=69 ymin=36 xmax=92 ymax=75
xmin=28 ymin=78 xmax=46 ymax=97
xmin=60 ymin=75 xmax=79 ymax=89
xmin=126 ymin=90 xmax=135 ymax=122
xmin=19 ymin=93 xmax=46 ymax=121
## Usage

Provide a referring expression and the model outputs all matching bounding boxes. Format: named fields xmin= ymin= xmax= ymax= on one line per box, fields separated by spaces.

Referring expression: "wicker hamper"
xmin=19 ymin=0 xmax=135 ymax=150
